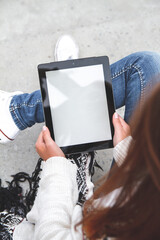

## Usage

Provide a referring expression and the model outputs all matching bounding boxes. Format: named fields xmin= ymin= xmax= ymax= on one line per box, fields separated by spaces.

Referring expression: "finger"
xmin=42 ymin=126 xmax=65 ymax=158
xmin=36 ymin=131 xmax=44 ymax=146
xmin=112 ymin=112 xmax=123 ymax=130
xmin=35 ymin=131 xmax=45 ymax=153
xmin=42 ymin=126 xmax=54 ymax=145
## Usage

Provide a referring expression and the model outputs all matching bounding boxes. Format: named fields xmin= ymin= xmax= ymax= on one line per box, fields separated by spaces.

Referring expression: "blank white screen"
xmin=46 ymin=65 xmax=112 ymax=147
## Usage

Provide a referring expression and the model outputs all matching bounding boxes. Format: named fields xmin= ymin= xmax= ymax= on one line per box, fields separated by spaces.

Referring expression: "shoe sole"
xmin=0 ymin=129 xmax=14 ymax=143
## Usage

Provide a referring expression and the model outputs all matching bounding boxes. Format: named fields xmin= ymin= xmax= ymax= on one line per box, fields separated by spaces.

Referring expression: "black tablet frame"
xmin=38 ymin=56 xmax=115 ymax=155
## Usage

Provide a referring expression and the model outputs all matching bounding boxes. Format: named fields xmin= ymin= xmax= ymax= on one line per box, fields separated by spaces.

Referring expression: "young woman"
xmin=13 ymin=82 xmax=160 ymax=240
xmin=0 ymin=48 xmax=160 ymax=240
xmin=82 ymin=83 xmax=160 ymax=240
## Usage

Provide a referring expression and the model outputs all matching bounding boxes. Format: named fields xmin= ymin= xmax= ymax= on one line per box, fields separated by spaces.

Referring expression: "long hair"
xmin=82 ymin=83 xmax=160 ymax=240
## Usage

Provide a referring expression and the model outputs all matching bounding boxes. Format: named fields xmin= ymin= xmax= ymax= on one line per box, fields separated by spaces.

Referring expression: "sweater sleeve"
xmin=13 ymin=157 xmax=83 ymax=240
xmin=113 ymin=136 xmax=133 ymax=166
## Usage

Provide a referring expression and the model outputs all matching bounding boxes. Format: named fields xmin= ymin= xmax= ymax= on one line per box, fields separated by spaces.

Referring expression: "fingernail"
xmin=114 ymin=112 xmax=119 ymax=119
xmin=43 ymin=126 xmax=47 ymax=131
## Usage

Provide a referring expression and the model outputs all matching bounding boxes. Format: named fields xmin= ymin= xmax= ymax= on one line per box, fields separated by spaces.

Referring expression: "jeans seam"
xmin=9 ymin=99 xmax=42 ymax=129
xmin=10 ymin=99 xmax=42 ymax=109
xmin=111 ymin=64 xmax=144 ymax=103
xmin=10 ymin=105 xmax=27 ymax=129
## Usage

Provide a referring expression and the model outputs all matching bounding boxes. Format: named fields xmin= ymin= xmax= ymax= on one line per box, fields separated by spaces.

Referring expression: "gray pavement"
xmin=0 ymin=0 xmax=160 ymax=184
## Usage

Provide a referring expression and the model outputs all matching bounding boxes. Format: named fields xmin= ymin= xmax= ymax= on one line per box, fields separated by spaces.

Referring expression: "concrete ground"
xmin=0 ymin=0 xmax=160 ymax=185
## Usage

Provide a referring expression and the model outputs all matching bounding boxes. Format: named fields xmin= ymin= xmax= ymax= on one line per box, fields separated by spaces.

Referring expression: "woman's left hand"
xmin=35 ymin=126 xmax=65 ymax=161
xmin=112 ymin=112 xmax=131 ymax=147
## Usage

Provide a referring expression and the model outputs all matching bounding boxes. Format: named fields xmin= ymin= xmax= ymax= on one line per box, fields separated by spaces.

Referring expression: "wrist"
xmin=113 ymin=136 xmax=133 ymax=166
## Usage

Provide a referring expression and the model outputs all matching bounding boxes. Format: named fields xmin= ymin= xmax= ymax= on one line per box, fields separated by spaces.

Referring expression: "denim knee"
xmin=129 ymin=51 xmax=160 ymax=81
xmin=128 ymin=51 xmax=160 ymax=96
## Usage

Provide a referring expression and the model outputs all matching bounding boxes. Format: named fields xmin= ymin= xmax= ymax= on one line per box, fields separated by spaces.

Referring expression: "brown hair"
xmin=82 ymin=83 xmax=160 ymax=240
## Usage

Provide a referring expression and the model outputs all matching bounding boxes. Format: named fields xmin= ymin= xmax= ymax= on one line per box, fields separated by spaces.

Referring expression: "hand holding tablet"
xmin=38 ymin=56 xmax=115 ymax=154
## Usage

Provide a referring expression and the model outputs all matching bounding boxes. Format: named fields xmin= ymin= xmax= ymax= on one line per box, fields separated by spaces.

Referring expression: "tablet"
xmin=38 ymin=56 xmax=115 ymax=155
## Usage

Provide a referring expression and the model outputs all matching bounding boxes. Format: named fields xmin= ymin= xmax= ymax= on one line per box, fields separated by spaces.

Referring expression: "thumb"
xmin=112 ymin=112 xmax=123 ymax=132
xmin=42 ymin=126 xmax=52 ymax=144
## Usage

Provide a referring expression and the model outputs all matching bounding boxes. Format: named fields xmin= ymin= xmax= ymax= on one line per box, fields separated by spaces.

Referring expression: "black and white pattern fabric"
xmin=67 ymin=151 xmax=96 ymax=206
xmin=0 ymin=210 xmax=24 ymax=240
xmin=0 ymin=158 xmax=42 ymax=240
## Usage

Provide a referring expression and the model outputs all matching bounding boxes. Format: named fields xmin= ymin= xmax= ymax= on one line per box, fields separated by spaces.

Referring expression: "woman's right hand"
xmin=112 ymin=112 xmax=131 ymax=147
xmin=35 ymin=126 xmax=65 ymax=161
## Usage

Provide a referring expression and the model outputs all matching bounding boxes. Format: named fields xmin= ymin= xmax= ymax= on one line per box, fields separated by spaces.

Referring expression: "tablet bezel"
xmin=38 ymin=56 xmax=115 ymax=155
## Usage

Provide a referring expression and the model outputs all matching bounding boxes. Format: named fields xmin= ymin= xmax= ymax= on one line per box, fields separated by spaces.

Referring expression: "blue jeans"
xmin=9 ymin=51 xmax=160 ymax=130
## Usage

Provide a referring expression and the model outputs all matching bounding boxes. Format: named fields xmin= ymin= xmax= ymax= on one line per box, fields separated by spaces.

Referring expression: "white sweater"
xmin=13 ymin=136 xmax=132 ymax=240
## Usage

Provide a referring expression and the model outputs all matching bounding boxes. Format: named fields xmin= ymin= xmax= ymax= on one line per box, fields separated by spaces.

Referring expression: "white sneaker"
xmin=0 ymin=90 xmax=22 ymax=144
xmin=54 ymin=35 xmax=79 ymax=61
